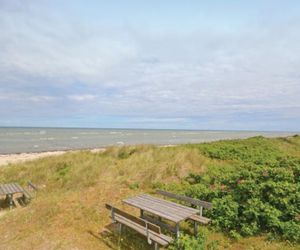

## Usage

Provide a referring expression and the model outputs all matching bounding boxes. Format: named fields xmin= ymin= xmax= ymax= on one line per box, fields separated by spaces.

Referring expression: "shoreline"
xmin=0 ymin=145 xmax=176 ymax=167
xmin=0 ymin=148 xmax=106 ymax=167
xmin=1 ymin=134 xmax=298 ymax=167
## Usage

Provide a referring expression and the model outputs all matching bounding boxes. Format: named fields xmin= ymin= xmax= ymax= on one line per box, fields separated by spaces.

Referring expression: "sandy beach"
xmin=0 ymin=148 xmax=106 ymax=167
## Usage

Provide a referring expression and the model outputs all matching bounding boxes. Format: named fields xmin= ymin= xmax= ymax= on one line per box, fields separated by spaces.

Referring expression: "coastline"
xmin=0 ymin=148 xmax=106 ymax=167
xmin=1 ymin=133 xmax=298 ymax=167
xmin=0 ymin=145 xmax=177 ymax=167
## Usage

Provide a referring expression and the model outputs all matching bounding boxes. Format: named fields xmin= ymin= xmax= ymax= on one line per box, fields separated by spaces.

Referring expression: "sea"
xmin=0 ymin=127 xmax=297 ymax=154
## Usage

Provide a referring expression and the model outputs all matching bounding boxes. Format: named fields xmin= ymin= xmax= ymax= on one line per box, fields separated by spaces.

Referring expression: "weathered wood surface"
xmin=105 ymin=203 xmax=161 ymax=234
xmin=123 ymin=194 xmax=199 ymax=223
xmin=114 ymin=214 xmax=171 ymax=246
xmin=189 ymin=214 xmax=211 ymax=224
xmin=157 ymin=190 xmax=213 ymax=209
xmin=12 ymin=197 xmax=22 ymax=208
xmin=0 ymin=183 xmax=25 ymax=196
xmin=141 ymin=214 xmax=177 ymax=233
xmin=0 ymin=183 xmax=32 ymax=209
xmin=105 ymin=204 xmax=172 ymax=247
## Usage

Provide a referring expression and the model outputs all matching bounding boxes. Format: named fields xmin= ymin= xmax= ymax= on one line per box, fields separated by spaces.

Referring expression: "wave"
xmin=39 ymin=137 xmax=55 ymax=141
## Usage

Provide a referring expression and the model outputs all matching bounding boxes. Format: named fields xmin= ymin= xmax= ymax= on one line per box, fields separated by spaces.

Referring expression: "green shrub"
xmin=169 ymin=232 xmax=219 ymax=250
xmin=181 ymin=137 xmax=300 ymax=243
xmin=211 ymin=196 xmax=239 ymax=231
xmin=128 ymin=182 xmax=140 ymax=190
xmin=281 ymin=221 xmax=300 ymax=242
xmin=184 ymin=160 xmax=300 ymax=243
xmin=169 ymin=233 xmax=206 ymax=250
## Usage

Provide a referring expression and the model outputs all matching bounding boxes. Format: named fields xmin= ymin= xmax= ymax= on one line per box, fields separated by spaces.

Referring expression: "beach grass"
xmin=0 ymin=137 xmax=299 ymax=249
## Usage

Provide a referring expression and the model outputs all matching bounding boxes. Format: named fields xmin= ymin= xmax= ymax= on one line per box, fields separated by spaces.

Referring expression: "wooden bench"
xmin=28 ymin=181 xmax=38 ymax=191
xmin=23 ymin=189 xmax=32 ymax=200
xmin=12 ymin=196 xmax=22 ymax=208
xmin=156 ymin=190 xmax=212 ymax=235
xmin=0 ymin=183 xmax=33 ymax=208
xmin=105 ymin=204 xmax=172 ymax=250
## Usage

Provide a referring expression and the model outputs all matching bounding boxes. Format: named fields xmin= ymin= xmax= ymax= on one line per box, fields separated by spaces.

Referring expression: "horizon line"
xmin=0 ymin=125 xmax=299 ymax=134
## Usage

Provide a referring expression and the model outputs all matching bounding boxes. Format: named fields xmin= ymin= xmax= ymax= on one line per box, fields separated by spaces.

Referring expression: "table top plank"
xmin=10 ymin=184 xmax=17 ymax=193
xmin=132 ymin=196 xmax=189 ymax=219
xmin=0 ymin=183 xmax=25 ymax=196
xmin=140 ymin=194 xmax=198 ymax=214
xmin=123 ymin=194 xmax=199 ymax=223
xmin=135 ymin=195 xmax=195 ymax=218
xmin=124 ymin=197 xmax=182 ymax=222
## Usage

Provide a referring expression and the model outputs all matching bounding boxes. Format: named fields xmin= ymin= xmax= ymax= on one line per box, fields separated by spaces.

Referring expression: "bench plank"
xmin=105 ymin=204 xmax=172 ymax=247
xmin=141 ymin=214 xmax=177 ymax=233
xmin=157 ymin=190 xmax=212 ymax=209
xmin=189 ymin=214 xmax=211 ymax=224
xmin=28 ymin=181 xmax=38 ymax=191
xmin=12 ymin=197 xmax=21 ymax=208
xmin=105 ymin=204 xmax=161 ymax=234
xmin=114 ymin=214 xmax=172 ymax=246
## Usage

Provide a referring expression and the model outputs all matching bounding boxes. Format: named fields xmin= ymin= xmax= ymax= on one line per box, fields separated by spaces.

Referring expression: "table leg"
xmin=118 ymin=223 xmax=122 ymax=234
xmin=176 ymin=223 xmax=180 ymax=239
xmin=194 ymin=221 xmax=198 ymax=236
xmin=7 ymin=194 xmax=13 ymax=209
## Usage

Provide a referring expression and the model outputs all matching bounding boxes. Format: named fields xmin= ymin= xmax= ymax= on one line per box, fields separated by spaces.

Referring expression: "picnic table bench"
xmin=0 ymin=183 xmax=32 ymax=209
xmin=123 ymin=191 xmax=212 ymax=237
xmin=105 ymin=204 xmax=172 ymax=250
xmin=157 ymin=190 xmax=212 ymax=233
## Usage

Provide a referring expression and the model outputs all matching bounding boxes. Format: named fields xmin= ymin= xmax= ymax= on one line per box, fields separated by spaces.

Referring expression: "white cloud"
xmin=27 ymin=95 xmax=56 ymax=102
xmin=67 ymin=95 xmax=97 ymax=101
xmin=0 ymin=1 xmax=300 ymax=130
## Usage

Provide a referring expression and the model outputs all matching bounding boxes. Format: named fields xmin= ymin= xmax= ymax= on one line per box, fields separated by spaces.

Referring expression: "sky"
xmin=0 ymin=0 xmax=300 ymax=131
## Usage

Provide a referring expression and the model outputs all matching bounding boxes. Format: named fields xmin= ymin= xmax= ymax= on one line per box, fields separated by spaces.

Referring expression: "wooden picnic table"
xmin=0 ymin=183 xmax=30 ymax=208
xmin=123 ymin=194 xmax=199 ymax=238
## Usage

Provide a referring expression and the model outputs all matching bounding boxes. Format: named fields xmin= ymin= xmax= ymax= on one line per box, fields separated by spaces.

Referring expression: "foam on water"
xmin=0 ymin=127 xmax=297 ymax=154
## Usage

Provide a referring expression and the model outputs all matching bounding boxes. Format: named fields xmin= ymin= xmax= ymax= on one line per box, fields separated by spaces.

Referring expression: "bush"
xmin=211 ymin=196 xmax=239 ymax=231
xmin=281 ymin=221 xmax=300 ymax=242
xmin=169 ymin=232 xmax=219 ymax=250
xmin=182 ymin=137 xmax=300 ymax=243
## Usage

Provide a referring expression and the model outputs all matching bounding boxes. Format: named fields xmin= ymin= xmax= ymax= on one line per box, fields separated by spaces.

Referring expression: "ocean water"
xmin=0 ymin=127 xmax=297 ymax=154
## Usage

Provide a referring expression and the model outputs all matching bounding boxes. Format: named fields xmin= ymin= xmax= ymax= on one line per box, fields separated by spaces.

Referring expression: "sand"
xmin=0 ymin=148 xmax=106 ymax=167
xmin=0 ymin=151 xmax=67 ymax=166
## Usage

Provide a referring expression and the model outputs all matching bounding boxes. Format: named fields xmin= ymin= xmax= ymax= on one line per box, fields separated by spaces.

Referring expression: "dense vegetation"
xmin=167 ymin=136 xmax=300 ymax=245
xmin=0 ymin=136 xmax=299 ymax=249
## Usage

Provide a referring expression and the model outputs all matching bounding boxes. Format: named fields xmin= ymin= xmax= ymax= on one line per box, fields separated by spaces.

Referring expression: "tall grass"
xmin=0 ymin=136 xmax=299 ymax=249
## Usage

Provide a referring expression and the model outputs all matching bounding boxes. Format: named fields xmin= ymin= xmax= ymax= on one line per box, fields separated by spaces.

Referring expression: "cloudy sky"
xmin=0 ymin=0 xmax=300 ymax=131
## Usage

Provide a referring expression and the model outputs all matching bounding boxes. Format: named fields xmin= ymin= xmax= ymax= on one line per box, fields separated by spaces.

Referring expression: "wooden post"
xmin=111 ymin=207 xmax=116 ymax=223
xmin=118 ymin=223 xmax=122 ymax=234
xmin=199 ymin=206 xmax=203 ymax=217
xmin=154 ymin=242 xmax=159 ymax=250
xmin=8 ymin=194 xmax=13 ymax=209
xmin=176 ymin=223 xmax=180 ymax=239
xmin=146 ymin=222 xmax=152 ymax=245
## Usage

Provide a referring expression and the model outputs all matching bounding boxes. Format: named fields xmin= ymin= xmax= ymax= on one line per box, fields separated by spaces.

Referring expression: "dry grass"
xmin=0 ymin=143 xmax=297 ymax=249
